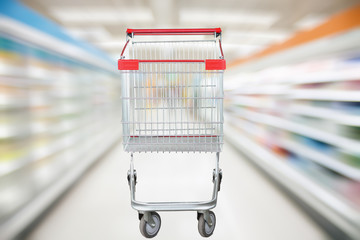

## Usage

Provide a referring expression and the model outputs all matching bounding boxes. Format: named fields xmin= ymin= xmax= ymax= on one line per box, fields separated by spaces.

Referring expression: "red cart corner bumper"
xmin=205 ymin=59 xmax=226 ymax=70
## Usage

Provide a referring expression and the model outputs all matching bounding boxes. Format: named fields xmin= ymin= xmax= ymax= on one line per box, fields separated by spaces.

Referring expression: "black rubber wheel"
xmin=139 ymin=212 xmax=161 ymax=238
xmin=198 ymin=211 xmax=216 ymax=238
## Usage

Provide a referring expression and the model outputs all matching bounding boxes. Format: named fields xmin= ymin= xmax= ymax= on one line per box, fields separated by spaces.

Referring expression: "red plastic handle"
xmin=126 ymin=28 xmax=221 ymax=35
xmin=118 ymin=59 xmax=226 ymax=70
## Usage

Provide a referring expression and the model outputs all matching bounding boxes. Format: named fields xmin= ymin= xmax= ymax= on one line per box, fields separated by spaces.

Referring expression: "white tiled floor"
xmin=26 ymin=143 xmax=328 ymax=240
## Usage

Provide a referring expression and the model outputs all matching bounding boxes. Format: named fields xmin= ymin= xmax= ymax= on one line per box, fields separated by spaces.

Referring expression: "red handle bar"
xmin=126 ymin=28 xmax=221 ymax=35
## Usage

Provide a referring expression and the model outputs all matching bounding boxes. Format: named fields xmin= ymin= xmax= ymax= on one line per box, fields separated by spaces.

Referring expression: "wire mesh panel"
xmin=120 ymin=31 xmax=224 ymax=153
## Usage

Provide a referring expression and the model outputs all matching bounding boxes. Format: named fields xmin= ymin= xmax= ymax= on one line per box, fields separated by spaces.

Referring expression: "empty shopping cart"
xmin=118 ymin=28 xmax=225 ymax=238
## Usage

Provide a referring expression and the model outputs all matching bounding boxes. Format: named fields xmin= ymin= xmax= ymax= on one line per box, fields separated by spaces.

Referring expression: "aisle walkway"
xmin=26 ymin=142 xmax=328 ymax=240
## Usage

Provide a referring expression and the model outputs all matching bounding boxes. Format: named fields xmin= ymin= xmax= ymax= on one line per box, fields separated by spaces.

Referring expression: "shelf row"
xmin=225 ymin=22 xmax=360 ymax=239
xmin=0 ymin=4 xmax=121 ymax=239
xmin=0 ymin=115 xmax=115 ymax=177
xmin=0 ymin=124 xmax=121 ymax=239
xmin=229 ymin=96 xmax=360 ymax=121
xmin=227 ymin=112 xmax=360 ymax=180
xmin=0 ymin=22 xmax=121 ymax=233
xmin=228 ymin=107 xmax=360 ymax=153
xmin=225 ymin=122 xmax=360 ymax=238
xmin=229 ymin=88 xmax=360 ymax=101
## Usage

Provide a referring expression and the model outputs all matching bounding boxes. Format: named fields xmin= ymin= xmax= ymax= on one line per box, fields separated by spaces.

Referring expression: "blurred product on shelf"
xmin=0 ymin=1 xmax=120 ymax=239
xmin=225 ymin=29 xmax=360 ymax=238
xmin=224 ymin=5 xmax=360 ymax=239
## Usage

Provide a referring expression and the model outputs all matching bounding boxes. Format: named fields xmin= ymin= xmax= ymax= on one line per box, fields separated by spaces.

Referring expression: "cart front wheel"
xmin=140 ymin=212 xmax=161 ymax=238
xmin=198 ymin=211 xmax=216 ymax=237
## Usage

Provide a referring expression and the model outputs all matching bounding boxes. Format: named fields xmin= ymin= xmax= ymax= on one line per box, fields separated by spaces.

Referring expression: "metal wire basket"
xmin=120 ymin=29 xmax=225 ymax=153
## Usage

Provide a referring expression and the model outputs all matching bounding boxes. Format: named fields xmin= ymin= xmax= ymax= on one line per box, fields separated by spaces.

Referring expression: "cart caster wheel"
xmin=140 ymin=212 xmax=161 ymax=238
xmin=198 ymin=211 xmax=216 ymax=237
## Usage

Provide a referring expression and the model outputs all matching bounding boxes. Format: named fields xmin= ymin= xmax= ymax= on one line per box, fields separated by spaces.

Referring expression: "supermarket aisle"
xmin=26 ymin=142 xmax=328 ymax=240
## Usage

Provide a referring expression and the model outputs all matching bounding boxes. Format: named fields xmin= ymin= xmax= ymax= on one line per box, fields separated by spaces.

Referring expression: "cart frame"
xmin=119 ymin=28 xmax=225 ymax=238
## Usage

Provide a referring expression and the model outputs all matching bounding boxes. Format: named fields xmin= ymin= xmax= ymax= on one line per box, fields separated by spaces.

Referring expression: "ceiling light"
xmin=179 ymin=9 xmax=280 ymax=27
xmin=94 ymin=40 xmax=126 ymax=50
xmin=66 ymin=27 xmax=111 ymax=42
xmin=49 ymin=7 xmax=154 ymax=23
xmin=222 ymin=43 xmax=265 ymax=57
xmin=224 ymin=30 xmax=290 ymax=44
xmin=295 ymin=14 xmax=327 ymax=30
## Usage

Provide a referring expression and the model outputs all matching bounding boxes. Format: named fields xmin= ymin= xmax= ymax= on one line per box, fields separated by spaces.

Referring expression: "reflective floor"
xmin=26 ymin=142 xmax=328 ymax=240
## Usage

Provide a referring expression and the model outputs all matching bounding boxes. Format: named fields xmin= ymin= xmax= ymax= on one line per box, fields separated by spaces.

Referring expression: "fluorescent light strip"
xmin=94 ymin=40 xmax=127 ymax=50
xmin=223 ymin=43 xmax=265 ymax=51
xmin=49 ymin=7 xmax=154 ymax=23
xmin=222 ymin=43 xmax=266 ymax=58
xmin=66 ymin=27 xmax=111 ymax=42
xmin=179 ymin=9 xmax=280 ymax=27
xmin=225 ymin=30 xmax=290 ymax=44
xmin=295 ymin=14 xmax=328 ymax=30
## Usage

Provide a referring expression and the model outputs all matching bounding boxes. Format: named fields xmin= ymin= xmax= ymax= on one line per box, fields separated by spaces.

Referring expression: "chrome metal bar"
xmin=129 ymin=153 xmax=221 ymax=211
xmin=134 ymin=85 xmax=216 ymax=88
xmin=136 ymin=128 xmax=215 ymax=131
xmin=133 ymin=40 xmax=216 ymax=44
xmin=135 ymin=107 xmax=215 ymax=110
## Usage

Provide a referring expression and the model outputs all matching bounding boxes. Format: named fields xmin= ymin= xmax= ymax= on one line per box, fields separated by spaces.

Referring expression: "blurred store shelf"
xmin=225 ymin=6 xmax=360 ymax=238
xmin=0 ymin=1 xmax=121 ymax=239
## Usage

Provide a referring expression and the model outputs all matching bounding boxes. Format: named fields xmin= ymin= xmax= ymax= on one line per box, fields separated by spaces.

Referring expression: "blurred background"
xmin=1 ymin=0 xmax=360 ymax=239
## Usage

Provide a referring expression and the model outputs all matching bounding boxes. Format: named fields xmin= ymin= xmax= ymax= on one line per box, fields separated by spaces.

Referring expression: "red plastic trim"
xmin=130 ymin=135 xmax=219 ymax=138
xmin=139 ymin=60 xmax=204 ymax=63
xmin=219 ymin=40 xmax=224 ymax=58
xmin=118 ymin=59 xmax=139 ymax=70
xmin=120 ymin=39 xmax=130 ymax=57
xmin=205 ymin=59 xmax=226 ymax=70
xmin=119 ymin=59 xmax=226 ymax=70
xmin=127 ymin=28 xmax=221 ymax=35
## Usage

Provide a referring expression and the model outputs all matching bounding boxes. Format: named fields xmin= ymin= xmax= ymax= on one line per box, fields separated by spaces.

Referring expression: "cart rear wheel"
xmin=140 ymin=212 xmax=161 ymax=238
xmin=198 ymin=211 xmax=216 ymax=237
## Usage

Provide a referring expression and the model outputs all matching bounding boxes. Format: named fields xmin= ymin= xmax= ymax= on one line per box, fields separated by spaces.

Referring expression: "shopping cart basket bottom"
xmin=124 ymin=136 xmax=222 ymax=152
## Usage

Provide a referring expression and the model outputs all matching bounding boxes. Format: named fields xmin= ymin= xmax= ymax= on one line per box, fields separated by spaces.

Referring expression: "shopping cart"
xmin=118 ymin=28 xmax=225 ymax=238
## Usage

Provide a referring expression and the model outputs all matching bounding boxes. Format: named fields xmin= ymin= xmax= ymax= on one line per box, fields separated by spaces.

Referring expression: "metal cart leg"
xmin=213 ymin=152 xmax=223 ymax=192
xmin=127 ymin=153 xmax=137 ymax=190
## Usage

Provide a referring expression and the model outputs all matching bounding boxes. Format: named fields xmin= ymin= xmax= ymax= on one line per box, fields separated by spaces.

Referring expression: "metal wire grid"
xmin=121 ymin=39 xmax=224 ymax=153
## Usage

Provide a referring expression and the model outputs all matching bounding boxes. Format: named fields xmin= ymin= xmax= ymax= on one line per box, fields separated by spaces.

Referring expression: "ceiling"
xmin=21 ymin=0 xmax=359 ymax=63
